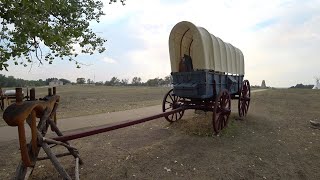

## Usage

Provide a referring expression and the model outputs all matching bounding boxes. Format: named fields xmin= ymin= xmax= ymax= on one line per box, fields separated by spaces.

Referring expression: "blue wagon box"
xmin=172 ymin=71 xmax=243 ymax=99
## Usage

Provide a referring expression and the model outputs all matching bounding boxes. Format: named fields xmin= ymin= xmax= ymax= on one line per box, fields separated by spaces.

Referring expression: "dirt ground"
xmin=0 ymin=85 xmax=169 ymax=126
xmin=1 ymin=89 xmax=320 ymax=179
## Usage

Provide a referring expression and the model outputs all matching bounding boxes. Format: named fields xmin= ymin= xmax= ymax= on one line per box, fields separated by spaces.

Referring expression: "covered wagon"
xmin=162 ymin=21 xmax=251 ymax=134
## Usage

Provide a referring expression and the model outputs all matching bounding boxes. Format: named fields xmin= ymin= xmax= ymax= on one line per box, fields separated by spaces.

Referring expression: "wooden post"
xmin=53 ymin=87 xmax=56 ymax=95
xmin=41 ymin=142 xmax=72 ymax=180
xmin=30 ymin=88 xmax=35 ymax=101
xmin=48 ymin=88 xmax=52 ymax=96
xmin=16 ymin=88 xmax=23 ymax=104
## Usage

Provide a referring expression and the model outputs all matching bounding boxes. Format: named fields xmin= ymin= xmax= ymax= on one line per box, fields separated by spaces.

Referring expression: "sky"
xmin=2 ymin=0 xmax=320 ymax=87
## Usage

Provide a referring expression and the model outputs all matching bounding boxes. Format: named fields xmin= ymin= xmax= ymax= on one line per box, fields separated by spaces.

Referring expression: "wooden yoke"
xmin=3 ymin=87 xmax=60 ymax=167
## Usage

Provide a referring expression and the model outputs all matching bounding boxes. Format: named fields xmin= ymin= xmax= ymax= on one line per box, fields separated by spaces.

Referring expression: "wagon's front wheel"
xmin=162 ymin=89 xmax=184 ymax=122
xmin=213 ymin=89 xmax=231 ymax=134
xmin=238 ymin=80 xmax=251 ymax=118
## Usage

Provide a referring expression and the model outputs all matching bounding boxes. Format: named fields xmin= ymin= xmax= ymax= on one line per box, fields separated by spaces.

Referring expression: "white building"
xmin=313 ymin=78 xmax=320 ymax=89
xmin=49 ymin=80 xmax=63 ymax=86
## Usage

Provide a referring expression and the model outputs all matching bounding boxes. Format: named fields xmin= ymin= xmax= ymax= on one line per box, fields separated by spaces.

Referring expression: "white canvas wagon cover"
xmin=169 ymin=21 xmax=244 ymax=75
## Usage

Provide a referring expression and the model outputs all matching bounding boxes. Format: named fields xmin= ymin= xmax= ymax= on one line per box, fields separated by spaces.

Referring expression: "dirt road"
xmin=0 ymin=89 xmax=267 ymax=142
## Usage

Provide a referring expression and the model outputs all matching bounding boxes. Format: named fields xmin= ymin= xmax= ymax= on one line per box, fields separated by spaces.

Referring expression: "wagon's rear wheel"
xmin=213 ymin=89 xmax=231 ymax=134
xmin=238 ymin=80 xmax=251 ymax=118
xmin=162 ymin=89 xmax=184 ymax=122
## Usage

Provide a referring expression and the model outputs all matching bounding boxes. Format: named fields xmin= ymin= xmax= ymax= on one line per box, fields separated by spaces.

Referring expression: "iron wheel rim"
xmin=162 ymin=89 xmax=184 ymax=122
xmin=213 ymin=89 xmax=231 ymax=134
xmin=238 ymin=80 xmax=251 ymax=118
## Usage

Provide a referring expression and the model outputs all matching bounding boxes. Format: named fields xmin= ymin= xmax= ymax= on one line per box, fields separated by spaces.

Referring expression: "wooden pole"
xmin=48 ymin=88 xmax=52 ymax=96
xmin=16 ymin=88 xmax=23 ymax=104
xmin=30 ymin=88 xmax=35 ymax=101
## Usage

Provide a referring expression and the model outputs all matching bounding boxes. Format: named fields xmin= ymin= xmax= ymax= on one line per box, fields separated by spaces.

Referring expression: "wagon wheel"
xmin=238 ymin=80 xmax=251 ymax=118
xmin=162 ymin=89 xmax=184 ymax=122
xmin=213 ymin=89 xmax=231 ymax=134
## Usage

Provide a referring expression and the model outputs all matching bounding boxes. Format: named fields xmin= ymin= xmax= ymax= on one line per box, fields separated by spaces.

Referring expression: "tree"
xmin=131 ymin=77 xmax=141 ymax=85
xmin=76 ymin=78 xmax=85 ymax=84
xmin=104 ymin=80 xmax=111 ymax=86
xmin=290 ymin=83 xmax=314 ymax=89
xmin=59 ymin=78 xmax=71 ymax=84
xmin=164 ymin=75 xmax=172 ymax=86
xmin=146 ymin=77 xmax=163 ymax=86
xmin=0 ymin=74 xmax=47 ymax=87
xmin=95 ymin=81 xmax=104 ymax=86
xmin=120 ymin=79 xmax=128 ymax=86
xmin=109 ymin=76 xmax=120 ymax=86
xmin=86 ymin=78 xmax=94 ymax=84
xmin=0 ymin=0 xmax=126 ymax=70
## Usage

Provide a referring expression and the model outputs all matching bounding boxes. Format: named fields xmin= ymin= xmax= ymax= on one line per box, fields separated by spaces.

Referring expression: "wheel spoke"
xmin=170 ymin=114 xmax=174 ymax=120
xmin=168 ymin=94 xmax=173 ymax=102
xmin=223 ymin=116 xmax=227 ymax=129
xmin=163 ymin=89 xmax=183 ymax=122
xmin=245 ymin=104 xmax=249 ymax=113
xmin=223 ymin=98 xmax=228 ymax=107
xmin=218 ymin=118 xmax=222 ymax=130
xmin=216 ymin=118 xmax=221 ymax=130
xmin=220 ymin=117 xmax=224 ymax=130
xmin=242 ymin=102 xmax=246 ymax=114
xmin=165 ymin=106 xmax=171 ymax=110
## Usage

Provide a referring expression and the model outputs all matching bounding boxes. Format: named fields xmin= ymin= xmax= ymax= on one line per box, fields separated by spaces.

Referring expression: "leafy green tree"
xmin=0 ymin=0 xmax=126 ymax=70
xmin=146 ymin=77 xmax=163 ymax=86
xmin=131 ymin=77 xmax=141 ymax=85
xmin=164 ymin=75 xmax=172 ymax=86
xmin=109 ymin=76 xmax=120 ymax=86
xmin=95 ymin=81 xmax=104 ymax=86
xmin=104 ymin=80 xmax=111 ymax=86
xmin=76 ymin=78 xmax=85 ymax=84
xmin=120 ymin=78 xmax=128 ymax=86
xmin=290 ymin=83 xmax=313 ymax=89
xmin=0 ymin=74 xmax=47 ymax=87
xmin=59 ymin=78 xmax=71 ymax=84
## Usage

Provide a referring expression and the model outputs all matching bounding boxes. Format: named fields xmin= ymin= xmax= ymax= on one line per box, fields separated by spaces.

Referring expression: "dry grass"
xmin=171 ymin=88 xmax=320 ymax=136
xmin=1 ymin=89 xmax=320 ymax=179
xmin=0 ymin=85 xmax=170 ymax=126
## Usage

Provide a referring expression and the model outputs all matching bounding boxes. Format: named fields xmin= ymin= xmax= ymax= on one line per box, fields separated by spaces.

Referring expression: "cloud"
xmin=4 ymin=0 xmax=320 ymax=87
xmin=115 ymin=0 xmax=320 ymax=87
xmin=101 ymin=56 xmax=117 ymax=64
xmin=251 ymin=18 xmax=279 ymax=31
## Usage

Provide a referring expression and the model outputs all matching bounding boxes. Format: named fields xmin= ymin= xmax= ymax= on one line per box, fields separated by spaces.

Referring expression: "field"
xmin=0 ymin=85 xmax=170 ymax=127
xmin=1 ymin=88 xmax=320 ymax=179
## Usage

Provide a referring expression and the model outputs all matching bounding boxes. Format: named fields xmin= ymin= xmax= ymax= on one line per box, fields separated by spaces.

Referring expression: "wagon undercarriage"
xmin=162 ymin=80 xmax=251 ymax=134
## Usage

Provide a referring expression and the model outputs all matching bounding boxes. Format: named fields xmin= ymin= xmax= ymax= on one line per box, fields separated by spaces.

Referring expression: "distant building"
xmin=49 ymin=80 xmax=63 ymax=86
xmin=261 ymin=80 xmax=266 ymax=88
xmin=313 ymin=78 xmax=320 ymax=89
